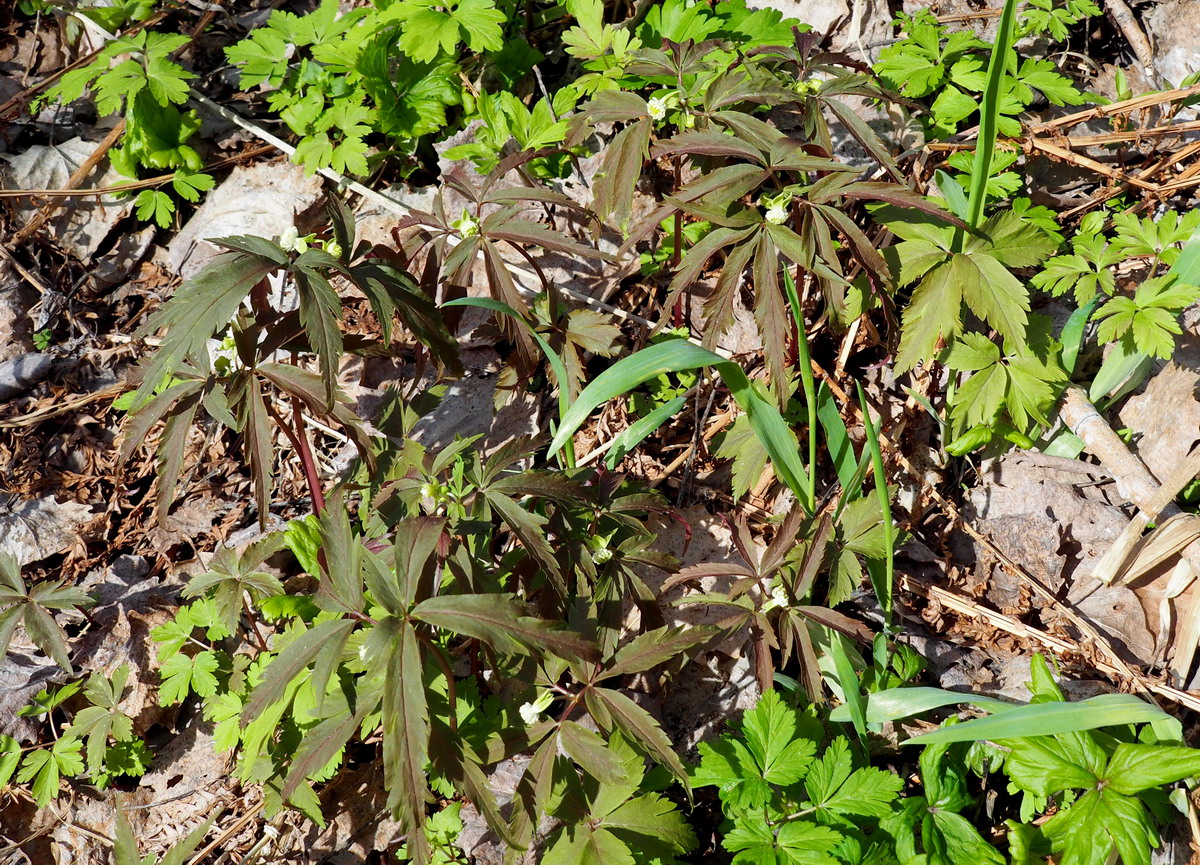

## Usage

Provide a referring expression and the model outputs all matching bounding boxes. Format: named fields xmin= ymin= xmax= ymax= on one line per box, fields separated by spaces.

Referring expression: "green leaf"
xmin=587 ymin=687 xmax=690 ymax=790
xmin=1042 ymin=788 xmax=1157 ymax=865
xmin=383 ymin=622 xmax=431 ymax=860
xmin=742 ymin=689 xmax=817 ymax=786
xmin=547 ymin=340 xmax=811 ymax=511
xmin=0 ymin=554 xmax=93 ymax=673
xmin=242 ymin=618 xmax=355 ymax=723
xmin=558 ymin=722 xmax=628 ymax=785
xmin=926 ymin=808 xmax=1005 ymax=865
xmin=171 ymin=170 xmax=214 ymax=203
xmin=413 ymin=595 xmax=600 ymax=662
xmin=135 ymin=189 xmax=175 ymax=228
xmin=893 ymin=260 xmax=963 ymax=372
xmin=544 ymin=824 xmax=634 ymax=865
xmin=158 ymin=650 xmax=220 ymax=706
xmin=0 ymin=735 xmax=20 ymax=788
xmin=131 ymin=250 xmax=281 ymax=407
xmin=601 ymin=625 xmax=713 ymax=679
xmin=1103 ymin=743 xmax=1200 ymax=794
xmin=829 ymin=686 xmax=1011 ymax=725
xmin=907 ymin=693 xmax=1172 ymax=746
xmin=603 ymin=791 xmax=697 ymax=858
xmin=17 ymin=737 xmax=84 ymax=806
xmin=805 ymin=738 xmax=903 ymax=819
xmin=724 ymin=818 xmax=843 ymax=865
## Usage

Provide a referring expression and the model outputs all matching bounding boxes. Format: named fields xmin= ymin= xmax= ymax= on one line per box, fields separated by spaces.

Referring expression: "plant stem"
xmin=242 ymin=592 xmax=270 ymax=653
xmin=290 ymin=395 xmax=326 ymax=516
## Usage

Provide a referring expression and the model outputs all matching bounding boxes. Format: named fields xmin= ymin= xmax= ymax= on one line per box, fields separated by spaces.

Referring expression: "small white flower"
xmin=452 ymin=211 xmax=480 ymax=238
xmin=518 ymin=689 xmax=554 ymax=725
xmin=763 ymin=197 xmax=791 ymax=225
xmin=277 ymin=225 xmax=308 ymax=254
xmin=762 ymin=585 xmax=790 ymax=612
xmin=593 ymin=546 xmax=613 ymax=564
xmin=324 ymin=239 xmax=344 ymax=259
xmin=647 ymin=96 xmax=669 ymax=122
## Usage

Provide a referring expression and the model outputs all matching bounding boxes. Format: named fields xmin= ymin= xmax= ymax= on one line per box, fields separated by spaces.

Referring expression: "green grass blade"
xmin=830 ymin=686 xmax=1013 ymax=724
xmin=856 ymin=382 xmax=894 ymax=622
xmin=905 ymin=693 xmax=1174 ymax=745
xmin=1088 ymin=339 xmax=1151 ymax=403
xmin=604 ymin=396 xmax=686 ymax=469
xmin=783 ymin=269 xmax=818 ymax=506
xmin=829 ymin=631 xmax=867 ymax=740
xmin=934 ymin=169 xmax=971 ymax=222
xmin=957 ymin=0 xmax=1019 ymax=248
xmin=1170 ymin=231 xmax=1200 ymax=286
xmin=1060 ymin=294 xmax=1101 ymax=375
xmin=817 ymin=382 xmax=859 ymax=495
xmin=547 ymin=341 xmax=812 ymax=511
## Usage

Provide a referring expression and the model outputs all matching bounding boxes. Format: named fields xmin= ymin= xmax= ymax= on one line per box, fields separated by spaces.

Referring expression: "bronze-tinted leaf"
xmin=133 ymin=251 xmax=279 ymax=406
xmin=412 ymin=594 xmax=600 ymax=662
xmin=382 ymin=623 xmax=431 ymax=860
xmin=241 ymin=618 xmax=356 ymax=726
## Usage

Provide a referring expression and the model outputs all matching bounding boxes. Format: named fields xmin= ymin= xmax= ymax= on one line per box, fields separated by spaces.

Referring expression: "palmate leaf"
xmin=804 ymin=737 xmax=903 ymax=819
xmin=290 ymin=263 xmax=344 ymax=407
xmin=181 ymin=536 xmax=286 ymax=635
xmin=17 ymin=737 xmax=84 ymax=807
xmin=68 ymin=665 xmax=135 ymax=775
xmin=585 ymin=687 xmax=691 ymax=789
xmin=723 ymin=819 xmax=842 ymax=865
xmin=1042 ymin=788 xmax=1156 ymax=865
xmin=241 ymin=618 xmax=356 ymax=725
xmin=132 ymin=248 xmax=281 ymax=406
xmin=558 ymin=721 xmax=628 ymax=785
xmin=593 ymin=116 xmax=652 ymax=235
xmin=0 ymin=553 xmax=93 ymax=673
xmin=600 ymin=625 xmax=713 ymax=679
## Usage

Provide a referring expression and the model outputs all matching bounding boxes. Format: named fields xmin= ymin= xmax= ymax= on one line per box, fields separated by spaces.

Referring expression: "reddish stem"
xmin=290 ymin=395 xmax=326 ymax=515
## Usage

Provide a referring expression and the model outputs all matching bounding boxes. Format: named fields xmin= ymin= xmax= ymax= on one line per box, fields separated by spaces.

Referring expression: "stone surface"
xmin=0 ymin=283 xmax=36 ymax=364
xmin=167 ymin=159 xmax=325 ymax=278
xmin=750 ymin=0 xmax=848 ymax=35
xmin=965 ymin=453 xmax=1159 ymax=665
xmin=1146 ymin=0 xmax=1200 ymax=87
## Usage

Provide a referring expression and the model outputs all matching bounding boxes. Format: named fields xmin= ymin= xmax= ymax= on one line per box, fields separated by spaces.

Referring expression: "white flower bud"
xmin=453 ymin=211 xmax=480 ymax=238
xmin=278 ymin=225 xmax=308 ymax=254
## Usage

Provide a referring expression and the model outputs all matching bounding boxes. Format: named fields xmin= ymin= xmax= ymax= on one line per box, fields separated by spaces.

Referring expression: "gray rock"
xmin=0 ymin=352 xmax=54 ymax=401
xmin=167 ymin=160 xmax=325 ymax=278
xmin=1146 ymin=0 xmax=1200 ymax=88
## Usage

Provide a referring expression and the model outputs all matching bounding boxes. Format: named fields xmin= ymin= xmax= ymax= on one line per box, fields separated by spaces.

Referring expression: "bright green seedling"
xmin=1092 ymin=274 xmax=1200 ymax=359
xmin=65 ymin=665 xmax=138 ymax=775
xmin=883 ymin=736 xmax=1005 ymax=865
xmin=693 ymin=690 xmax=903 ymax=864
xmin=1019 ymin=0 xmax=1101 ymax=40
xmin=15 ymin=736 xmax=84 ymax=807
xmin=875 ymin=7 xmax=1085 ymax=140
xmin=45 ymin=30 xmax=209 ymax=226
